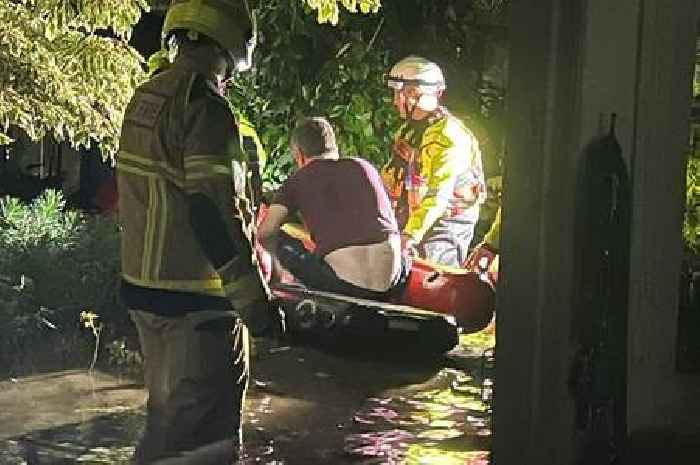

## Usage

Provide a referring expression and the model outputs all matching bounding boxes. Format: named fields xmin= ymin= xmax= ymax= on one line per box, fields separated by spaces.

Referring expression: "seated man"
xmin=258 ymin=117 xmax=404 ymax=300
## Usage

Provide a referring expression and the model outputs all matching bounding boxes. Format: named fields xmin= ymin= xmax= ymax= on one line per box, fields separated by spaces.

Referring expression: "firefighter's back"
xmin=117 ymin=61 xmax=235 ymax=299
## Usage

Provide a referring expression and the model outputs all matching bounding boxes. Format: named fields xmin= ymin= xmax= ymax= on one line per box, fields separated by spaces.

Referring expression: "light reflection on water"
xmin=0 ymin=334 xmax=494 ymax=464
xmin=238 ymin=332 xmax=495 ymax=464
xmin=343 ymin=362 xmax=493 ymax=464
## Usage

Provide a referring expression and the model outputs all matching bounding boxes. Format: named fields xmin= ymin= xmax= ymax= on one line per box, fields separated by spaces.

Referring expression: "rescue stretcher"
xmin=271 ymin=282 xmax=461 ymax=355
xmin=256 ymin=217 xmax=496 ymax=354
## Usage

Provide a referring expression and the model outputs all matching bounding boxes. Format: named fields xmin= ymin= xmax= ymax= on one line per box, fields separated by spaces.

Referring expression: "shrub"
xmin=684 ymin=154 xmax=700 ymax=256
xmin=228 ymin=1 xmax=400 ymax=191
xmin=0 ymin=190 xmax=131 ymax=376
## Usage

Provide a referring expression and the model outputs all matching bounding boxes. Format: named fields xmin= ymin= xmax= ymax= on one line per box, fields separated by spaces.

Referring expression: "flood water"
xmin=0 ymin=332 xmax=494 ymax=464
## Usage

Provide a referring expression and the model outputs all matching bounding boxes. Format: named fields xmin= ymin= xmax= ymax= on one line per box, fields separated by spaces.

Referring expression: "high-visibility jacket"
xmin=381 ymin=109 xmax=486 ymax=243
xmin=483 ymin=207 xmax=501 ymax=250
xmin=117 ymin=55 xmax=263 ymax=312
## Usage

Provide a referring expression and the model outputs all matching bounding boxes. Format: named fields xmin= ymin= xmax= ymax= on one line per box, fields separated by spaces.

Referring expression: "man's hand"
xmin=464 ymin=242 xmax=498 ymax=271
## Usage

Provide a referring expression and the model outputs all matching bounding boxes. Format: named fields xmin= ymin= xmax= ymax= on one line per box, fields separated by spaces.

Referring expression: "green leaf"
xmin=0 ymin=0 xmax=147 ymax=157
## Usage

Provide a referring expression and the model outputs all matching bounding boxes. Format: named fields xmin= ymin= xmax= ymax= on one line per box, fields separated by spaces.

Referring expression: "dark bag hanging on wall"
xmin=569 ymin=113 xmax=632 ymax=465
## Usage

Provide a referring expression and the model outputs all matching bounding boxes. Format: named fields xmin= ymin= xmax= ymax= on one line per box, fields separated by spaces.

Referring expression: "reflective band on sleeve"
xmin=184 ymin=155 xmax=233 ymax=173
xmin=184 ymin=154 xmax=234 ymax=192
xmin=122 ymin=273 xmax=225 ymax=296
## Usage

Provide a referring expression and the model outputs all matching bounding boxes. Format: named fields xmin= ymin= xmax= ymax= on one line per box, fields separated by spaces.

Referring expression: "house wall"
xmin=494 ymin=1 xmax=699 ymax=464
xmin=627 ymin=2 xmax=699 ymax=433
xmin=494 ymin=1 xmax=584 ymax=463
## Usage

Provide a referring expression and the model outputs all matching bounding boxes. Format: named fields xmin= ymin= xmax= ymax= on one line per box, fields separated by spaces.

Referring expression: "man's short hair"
xmin=290 ymin=117 xmax=338 ymax=158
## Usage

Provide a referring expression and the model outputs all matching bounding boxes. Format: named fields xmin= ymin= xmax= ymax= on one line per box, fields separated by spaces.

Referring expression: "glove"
xmin=242 ymin=296 xmax=286 ymax=337
xmin=224 ymin=271 xmax=285 ymax=337
xmin=463 ymin=242 xmax=498 ymax=272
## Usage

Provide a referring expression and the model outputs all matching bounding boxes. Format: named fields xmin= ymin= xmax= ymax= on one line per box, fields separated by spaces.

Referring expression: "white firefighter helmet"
xmin=387 ymin=56 xmax=445 ymax=112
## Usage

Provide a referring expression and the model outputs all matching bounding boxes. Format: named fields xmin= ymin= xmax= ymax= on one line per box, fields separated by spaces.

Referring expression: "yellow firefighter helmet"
xmin=163 ymin=0 xmax=256 ymax=71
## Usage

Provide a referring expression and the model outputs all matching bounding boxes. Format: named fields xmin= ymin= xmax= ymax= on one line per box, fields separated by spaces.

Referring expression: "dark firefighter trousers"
xmin=129 ymin=309 xmax=249 ymax=464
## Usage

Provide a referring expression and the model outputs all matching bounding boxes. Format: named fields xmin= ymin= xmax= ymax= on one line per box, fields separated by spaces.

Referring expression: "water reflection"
xmin=0 ymin=333 xmax=494 ymax=464
xmin=343 ymin=356 xmax=493 ymax=464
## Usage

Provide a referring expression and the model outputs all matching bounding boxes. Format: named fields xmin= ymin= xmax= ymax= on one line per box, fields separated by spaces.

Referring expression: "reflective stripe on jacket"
xmin=484 ymin=207 xmax=501 ymax=250
xmin=117 ymin=58 xmax=245 ymax=297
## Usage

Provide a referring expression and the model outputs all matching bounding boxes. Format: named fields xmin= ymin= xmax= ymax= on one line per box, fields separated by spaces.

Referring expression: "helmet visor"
xmin=235 ymin=0 xmax=257 ymax=72
xmin=385 ymin=75 xmax=444 ymax=92
xmin=224 ymin=11 xmax=257 ymax=74
xmin=386 ymin=78 xmax=404 ymax=90
xmin=227 ymin=34 xmax=255 ymax=72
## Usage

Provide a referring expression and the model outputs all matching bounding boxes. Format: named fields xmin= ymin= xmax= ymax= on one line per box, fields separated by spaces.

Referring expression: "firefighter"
xmin=381 ymin=56 xmax=486 ymax=267
xmin=116 ymin=1 xmax=274 ymax=462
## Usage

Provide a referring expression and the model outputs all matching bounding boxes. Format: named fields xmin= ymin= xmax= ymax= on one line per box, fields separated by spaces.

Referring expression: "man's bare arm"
xmin=258 ymin=203 xmax=290 ymax=252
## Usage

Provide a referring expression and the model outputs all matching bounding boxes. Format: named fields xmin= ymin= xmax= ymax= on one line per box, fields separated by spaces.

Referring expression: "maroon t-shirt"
xmin=273 ymin=157 xmax=399 ymax=257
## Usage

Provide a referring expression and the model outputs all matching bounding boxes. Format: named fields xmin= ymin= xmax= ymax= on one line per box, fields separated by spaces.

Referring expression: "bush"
xmin=0 ymin=190 xmax=132 ymax=376
xmin=228 ymin=1 xmax=400 ymax=190
xmin=684 ymin=154 xmax=700 ymax=256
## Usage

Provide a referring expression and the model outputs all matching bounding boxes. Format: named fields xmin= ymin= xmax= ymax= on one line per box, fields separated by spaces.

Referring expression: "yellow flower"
xmin=80 ymin=310 xmax=100 ymax=329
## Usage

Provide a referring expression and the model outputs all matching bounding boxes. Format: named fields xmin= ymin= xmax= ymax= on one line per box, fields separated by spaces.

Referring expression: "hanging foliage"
xmin=228 ymin=0 xmax=509 ymax=189
xmin=303 ymin=0 xmax=381 ymax=25
xmin=0 ymin=0 xmax=148 ymax=157
xmin=229 ymin=0 xmax=396 ymax=190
